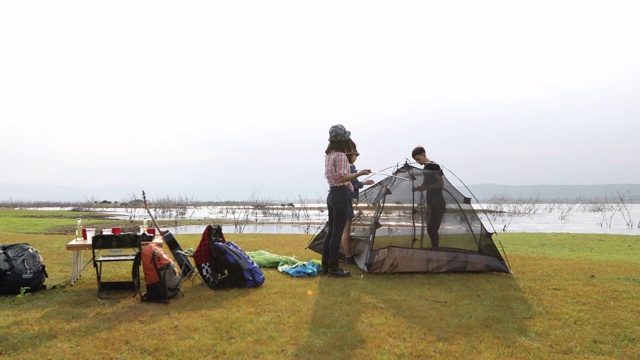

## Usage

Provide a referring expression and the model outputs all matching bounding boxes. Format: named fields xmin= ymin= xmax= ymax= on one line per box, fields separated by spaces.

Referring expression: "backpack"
xmin=0 ymin=243 xmax=48 ymax=295
xmin=134 ymin=244 xmax=181 ymax=303
xmin=194 ymin=225 xmax=265 ymax=290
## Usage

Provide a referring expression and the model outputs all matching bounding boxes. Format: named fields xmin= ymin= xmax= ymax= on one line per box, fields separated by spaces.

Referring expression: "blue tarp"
xmin=247 ymin=250 xmax=321 ymax=277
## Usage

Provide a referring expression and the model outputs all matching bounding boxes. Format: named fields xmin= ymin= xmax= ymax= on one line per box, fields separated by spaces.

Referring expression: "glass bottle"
xmin=140 ymin=219 xmax=148 ymax=234
xmin=76 ymin=217 xmax=82 ymax=240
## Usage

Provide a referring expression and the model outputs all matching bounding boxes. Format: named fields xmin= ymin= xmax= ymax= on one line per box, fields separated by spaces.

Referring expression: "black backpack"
xmin=0 ymin=243 xmax=48 ymax=295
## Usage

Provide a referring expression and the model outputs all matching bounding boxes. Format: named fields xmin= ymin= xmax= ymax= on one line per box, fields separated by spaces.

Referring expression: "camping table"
xmin=66 ymin=235 xmax=163 ymax=285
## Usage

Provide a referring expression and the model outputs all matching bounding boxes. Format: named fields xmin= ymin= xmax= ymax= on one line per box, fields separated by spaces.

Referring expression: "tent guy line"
xmin=369 ymin=171 xmax=413 ymax=182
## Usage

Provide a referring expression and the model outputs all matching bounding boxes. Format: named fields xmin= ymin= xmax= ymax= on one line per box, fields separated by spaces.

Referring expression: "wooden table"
xmin=66 ymin=235 xmax=163 ymax=285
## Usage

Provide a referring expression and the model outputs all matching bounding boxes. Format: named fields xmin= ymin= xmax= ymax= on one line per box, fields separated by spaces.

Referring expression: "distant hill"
xmin=0 ymin=182 xmax=314 ymax=203
xmin=463 ymin=183 xmax=640 ymax=202
xmin=1 ymin=182 xmax=639 ymax=203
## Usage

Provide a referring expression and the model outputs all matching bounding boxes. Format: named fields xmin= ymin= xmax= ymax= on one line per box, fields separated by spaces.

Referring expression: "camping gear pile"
xmin=307 ymin=163 xmax=511 ymax=274
xmin=132 ymin=191 xmax=264 ymax=301
xmin=142 ymin=191 xmax=196 ymax=278
xmin=131 ymin=224 xmax=265 ymax=302
xmin=193 ymin=225 xmax=265 ymax=290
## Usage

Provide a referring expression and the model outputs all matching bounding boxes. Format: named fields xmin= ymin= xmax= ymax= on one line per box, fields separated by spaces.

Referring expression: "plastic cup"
xmin=82 ymin=228 xmax=88 ymax=240
xmin=103 ymin=228 xmax=112 ymax=235
xmin=112 ymin=227 xmax=121 ymax=235
xmin=147 ymin=228 xmax=156 ymax=237
xmin=86 ymin=228 xmax=95 ymax=241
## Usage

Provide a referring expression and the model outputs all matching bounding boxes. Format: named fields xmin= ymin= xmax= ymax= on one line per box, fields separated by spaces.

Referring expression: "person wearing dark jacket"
xmin=411 ymin=146 xmax=446 ymax=248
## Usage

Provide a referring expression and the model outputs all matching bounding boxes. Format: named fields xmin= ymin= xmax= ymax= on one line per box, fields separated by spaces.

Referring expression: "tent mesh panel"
xmin=308 ymin=163 xmax=510 ymax=274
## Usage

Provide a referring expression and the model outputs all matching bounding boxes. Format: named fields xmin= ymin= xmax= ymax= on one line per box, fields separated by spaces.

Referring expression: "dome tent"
xmin=307 ymin=162 xmax=511 ymax=274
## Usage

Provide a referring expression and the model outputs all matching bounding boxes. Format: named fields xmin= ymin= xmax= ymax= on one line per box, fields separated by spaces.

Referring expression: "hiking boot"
xmin=328 ymin=264 xmax=350 ymax=278
xmin=345 ymin=256 xmax=356 ymax=265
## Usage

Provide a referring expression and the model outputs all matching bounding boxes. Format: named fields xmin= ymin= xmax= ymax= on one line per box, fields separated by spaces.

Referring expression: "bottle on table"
xmin=140 ymin=219 xmax=148 ymax=234
xmin=76 ymin=217 xmax=82 ymax=240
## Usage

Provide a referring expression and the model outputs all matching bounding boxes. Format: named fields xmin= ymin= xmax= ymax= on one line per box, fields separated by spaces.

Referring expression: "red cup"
xmin=82 ymin=228 xmax=88 ymax=240
xmin=147 ymin=228 xmax=156 ymax=236
xmin=112 ymin=227 xmax=121 ymax=235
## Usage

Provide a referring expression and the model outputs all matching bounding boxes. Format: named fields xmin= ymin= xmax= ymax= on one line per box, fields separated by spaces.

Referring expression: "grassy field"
xmin=0 ymin=210 xmax=638 ymax=359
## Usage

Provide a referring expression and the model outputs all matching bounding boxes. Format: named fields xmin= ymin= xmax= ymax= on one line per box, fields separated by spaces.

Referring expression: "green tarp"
xmin=247 ymin=250 xmax=321 ymax=277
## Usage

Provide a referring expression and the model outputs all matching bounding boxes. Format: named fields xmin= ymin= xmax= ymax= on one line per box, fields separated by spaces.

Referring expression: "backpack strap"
xmin=0 ymin=246 xmax=20 ymax=274
xmin=151 ymin=247 xmax=169 ymax=301
xmin=0 ymin=249 xmax=10 ymax=275
xmin=223 ymin=243 xmax=250 ymax=271
xmin=152 ymin=248 xmax=183 ymax=297
xmin=142 ymin=247 xmax=183 ymax=303
xmin=132 ymin=252 xmax=142 ymax=300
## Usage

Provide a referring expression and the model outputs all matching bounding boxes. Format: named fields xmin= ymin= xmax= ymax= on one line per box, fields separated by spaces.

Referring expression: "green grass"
xmin=0 ymin=209 xmax=214 ymax=235
xmin=0 ymin=210 xmax=639 ymax=359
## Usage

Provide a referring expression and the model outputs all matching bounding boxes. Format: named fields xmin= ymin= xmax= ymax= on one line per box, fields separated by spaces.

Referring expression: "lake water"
xmin=478 ymin=208 xmax=640 ymax=236
xmin=78 ymin=203 xmax=640 ymax=236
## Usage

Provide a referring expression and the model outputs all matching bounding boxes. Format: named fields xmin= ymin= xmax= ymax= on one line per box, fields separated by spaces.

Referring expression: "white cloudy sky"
xmin=1 ymin=1 xmax=639 ymax=201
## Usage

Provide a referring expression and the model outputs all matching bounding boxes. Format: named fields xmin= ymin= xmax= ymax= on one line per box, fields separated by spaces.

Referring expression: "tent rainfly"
xmin=307 ymin=163 xmax=511 ymax=274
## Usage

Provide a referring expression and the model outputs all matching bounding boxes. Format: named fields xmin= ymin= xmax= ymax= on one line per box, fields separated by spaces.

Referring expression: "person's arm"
xmin=337 ymin=169 xmax=371 ymax=183
xmin=361 ymin=179 xmax=375 ymax=187
xmin=333 ymin=153 xmax=371 ymax=184
xmin=413 ymin=168 xmax=444 ymax=192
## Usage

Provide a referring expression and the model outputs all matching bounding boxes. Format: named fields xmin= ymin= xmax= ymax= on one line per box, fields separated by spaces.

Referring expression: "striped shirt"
xmin=324 ymin=151 xmax=354 ymax=191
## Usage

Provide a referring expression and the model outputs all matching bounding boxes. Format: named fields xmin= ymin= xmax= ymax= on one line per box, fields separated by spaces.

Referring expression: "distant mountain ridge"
xmin=0 ymin=182 xmax=314 ymax=203
xmin=464 ymin=183 xmax=640 ymax=202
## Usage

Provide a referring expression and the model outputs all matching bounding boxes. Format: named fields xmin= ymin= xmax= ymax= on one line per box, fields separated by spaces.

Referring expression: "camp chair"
xmin=175 ymin=248 xmax=201 ymax=286
xmin=92 ymin=233 xmax=146 ymax=299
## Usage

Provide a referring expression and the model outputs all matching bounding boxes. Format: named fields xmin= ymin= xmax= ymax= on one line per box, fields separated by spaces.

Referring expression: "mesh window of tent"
xmin=307 ymin=162 xmax=511 ymax=274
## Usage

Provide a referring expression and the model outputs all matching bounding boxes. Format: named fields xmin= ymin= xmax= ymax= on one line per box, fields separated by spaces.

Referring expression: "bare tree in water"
xmin=614 ymin=190 xmax=634 ymax=229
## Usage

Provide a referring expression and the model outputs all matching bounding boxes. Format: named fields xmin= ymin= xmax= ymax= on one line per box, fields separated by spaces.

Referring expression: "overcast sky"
xmin=2 ymin=1 xmax=639 ymax=202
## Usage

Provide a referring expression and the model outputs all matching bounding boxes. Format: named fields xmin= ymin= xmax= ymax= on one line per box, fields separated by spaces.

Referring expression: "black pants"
xmin=323 ymin=186 xmax=350 ymax=265
xmin=427 ymin=207 xmax=445 ymax=248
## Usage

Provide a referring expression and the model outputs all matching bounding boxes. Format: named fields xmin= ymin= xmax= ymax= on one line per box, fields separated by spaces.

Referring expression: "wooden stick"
xmin=141 ymin=190 xmax=167 ymax=235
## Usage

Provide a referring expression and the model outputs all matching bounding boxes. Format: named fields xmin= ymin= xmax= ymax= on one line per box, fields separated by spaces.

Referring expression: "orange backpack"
xmin=134 ymin=244 xmax=182 ymax=303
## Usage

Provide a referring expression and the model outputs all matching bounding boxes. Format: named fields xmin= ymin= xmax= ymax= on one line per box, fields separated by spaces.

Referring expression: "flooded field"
xmin=80 ymin=203 xmax=640 ymax=236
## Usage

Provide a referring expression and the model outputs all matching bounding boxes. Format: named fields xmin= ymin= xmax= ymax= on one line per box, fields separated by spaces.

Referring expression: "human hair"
xmin=411 ymin=146 xmax=426 ymax=160
xmin=326 ymin=138 xmax=356 ymax=155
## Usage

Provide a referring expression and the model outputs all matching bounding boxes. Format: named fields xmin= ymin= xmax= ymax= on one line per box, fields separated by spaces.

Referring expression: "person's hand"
xmin=363 ymin=180 xmax=375 ymax=186
xmin=412 ymin=186 xmax=421 ymax=192
xmin=359 ymin=169 xmax=372 ymax=176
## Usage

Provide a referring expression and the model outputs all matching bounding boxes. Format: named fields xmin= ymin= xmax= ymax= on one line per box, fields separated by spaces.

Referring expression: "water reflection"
xmin=166 ymin=204 xmax=640 ymax=236
xmin=25 ymin=204 xmax=640 ymax=235
xmin=168 ymin=224 xmax=320 ymax=235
